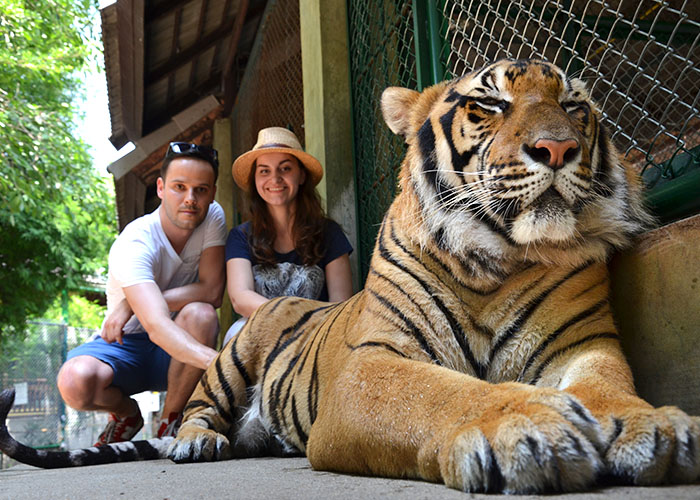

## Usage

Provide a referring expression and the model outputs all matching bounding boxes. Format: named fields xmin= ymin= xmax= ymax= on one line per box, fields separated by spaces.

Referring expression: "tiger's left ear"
xmin=381 ymin=87 xmax=420 ymax=138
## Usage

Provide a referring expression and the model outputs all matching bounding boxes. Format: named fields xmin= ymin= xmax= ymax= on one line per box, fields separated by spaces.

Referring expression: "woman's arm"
xmin=226 ymin=257 xmax=269 ymax=318
xmin=325 ymin=253 xmax=353 ymax=302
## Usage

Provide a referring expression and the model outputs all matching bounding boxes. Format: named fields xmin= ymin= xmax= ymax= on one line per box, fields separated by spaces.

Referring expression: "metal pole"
xmin=413 ymin=0 xmax=445 ymax=89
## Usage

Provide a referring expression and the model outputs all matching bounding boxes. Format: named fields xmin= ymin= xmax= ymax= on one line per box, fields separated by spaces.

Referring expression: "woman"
xmin=223 ymin=127 xmax=353 ymax=344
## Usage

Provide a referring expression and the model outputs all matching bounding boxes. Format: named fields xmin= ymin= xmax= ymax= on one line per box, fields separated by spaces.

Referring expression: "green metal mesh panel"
xmin=348 ymin=1 xmax=418 ymax=281
xmin=438 ymin=0 xmax=700 ymax=195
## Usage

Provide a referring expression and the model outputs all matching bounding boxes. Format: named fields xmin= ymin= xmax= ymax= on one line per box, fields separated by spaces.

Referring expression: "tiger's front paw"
xmin=440 ymin=389 xmax=604 ymax=494
xmin=600 ymin=406 xmax=700 ymax=485
xmin=167 ymin=424 xmax=231 ymax=463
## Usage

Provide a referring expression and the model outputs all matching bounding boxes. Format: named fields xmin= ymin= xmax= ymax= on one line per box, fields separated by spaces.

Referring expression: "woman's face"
xmin=254 ymin=152 xmax=306 ymax=208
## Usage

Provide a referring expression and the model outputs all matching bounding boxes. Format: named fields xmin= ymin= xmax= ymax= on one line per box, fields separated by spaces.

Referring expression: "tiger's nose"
xmin=525 ymin=139 xmax=580 ymax=169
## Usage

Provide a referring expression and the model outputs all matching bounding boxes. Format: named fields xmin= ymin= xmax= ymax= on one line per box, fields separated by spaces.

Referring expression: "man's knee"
xmin=57 ymin=357 xmax=111 ymax=410
xmin=176 ymin=302 xmax=218 ymax=346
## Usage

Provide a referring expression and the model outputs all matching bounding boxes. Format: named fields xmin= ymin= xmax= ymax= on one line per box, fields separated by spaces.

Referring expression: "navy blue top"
xmin=225 ymin=220 xmax=352 ymax=301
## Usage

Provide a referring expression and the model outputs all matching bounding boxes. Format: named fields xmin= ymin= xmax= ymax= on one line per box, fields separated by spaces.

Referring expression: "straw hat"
xmin=232 ymin=127 xmax=323 ymax=191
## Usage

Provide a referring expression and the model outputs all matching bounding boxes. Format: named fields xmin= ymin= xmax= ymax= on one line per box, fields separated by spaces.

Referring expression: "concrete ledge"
xmin=610 ymin=214 xmax=700 ymax=415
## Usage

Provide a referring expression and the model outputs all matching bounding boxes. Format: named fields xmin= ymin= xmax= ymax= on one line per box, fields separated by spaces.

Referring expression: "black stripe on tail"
xmin=0 ymin=388 xmax=170 ymax=469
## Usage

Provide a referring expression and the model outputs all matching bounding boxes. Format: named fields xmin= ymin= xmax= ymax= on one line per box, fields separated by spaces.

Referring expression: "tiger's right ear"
xmin=381 ymin=87 xmax=420 ymax=138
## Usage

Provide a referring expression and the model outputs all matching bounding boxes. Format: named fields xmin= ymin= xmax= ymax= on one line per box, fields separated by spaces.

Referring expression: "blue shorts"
xmin=67 ymin=333 xmax=171 ymax=395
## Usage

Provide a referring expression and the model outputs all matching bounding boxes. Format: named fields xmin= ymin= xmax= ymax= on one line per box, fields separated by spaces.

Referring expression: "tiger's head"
xmin=382 ymin=59 xmax=652 ymax=267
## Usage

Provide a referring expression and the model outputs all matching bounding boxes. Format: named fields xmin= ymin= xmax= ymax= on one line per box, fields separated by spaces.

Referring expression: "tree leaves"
xmin=0 ymin=0 xmax=115 ymax=341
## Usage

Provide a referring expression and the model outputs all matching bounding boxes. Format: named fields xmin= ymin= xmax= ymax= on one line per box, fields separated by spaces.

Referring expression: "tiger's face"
xmin=382 ymin=59 xmax=649 ymax=266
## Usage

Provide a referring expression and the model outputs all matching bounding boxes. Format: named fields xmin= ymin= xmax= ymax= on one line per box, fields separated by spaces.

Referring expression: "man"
xmin=57 ymin=142 xmax=227 ymax=445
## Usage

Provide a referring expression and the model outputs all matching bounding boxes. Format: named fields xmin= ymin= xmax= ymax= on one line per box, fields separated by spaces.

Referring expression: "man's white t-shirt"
xmin=105 ymin=201 xmax=227 ymax=334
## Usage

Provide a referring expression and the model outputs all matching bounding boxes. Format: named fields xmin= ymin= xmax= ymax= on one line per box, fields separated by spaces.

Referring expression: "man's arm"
xmin=123 ymin=281 xmax=217 ymax=370
xmin=101 ymin=245 xmax=225 ymax=344
xmin=161 ymin=245 xmax=225 ymax=310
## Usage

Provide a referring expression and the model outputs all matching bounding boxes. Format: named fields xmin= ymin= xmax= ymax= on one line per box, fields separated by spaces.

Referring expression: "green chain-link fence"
xmin=348 ymin=0 xmax=700 ymax=281
xmin=437 ymin=0 xmax=700 ymax=222
xmin=348 ymin=1 xmax=419 ymax=279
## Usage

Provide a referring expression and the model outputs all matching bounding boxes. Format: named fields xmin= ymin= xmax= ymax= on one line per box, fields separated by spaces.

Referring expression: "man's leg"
xmin=161 ymin=302 xmax=219 ymax=418
xmin=57 ymin=355 xmax=139 ymax=417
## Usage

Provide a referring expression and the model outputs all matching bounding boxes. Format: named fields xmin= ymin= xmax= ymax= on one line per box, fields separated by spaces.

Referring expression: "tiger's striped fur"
xmin=1 ymin=60 xmax=698 ymax=493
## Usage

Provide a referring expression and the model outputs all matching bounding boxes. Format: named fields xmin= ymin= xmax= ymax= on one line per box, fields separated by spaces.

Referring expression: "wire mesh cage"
xmin=438 ymin=0 xmax=700 ymax=189
xmin=348 ymin=0 xmax=419 ymax=279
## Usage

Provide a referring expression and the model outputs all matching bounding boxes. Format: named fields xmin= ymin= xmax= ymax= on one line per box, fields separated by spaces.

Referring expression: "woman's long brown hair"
xmin=246 ymin=158 xmax=327 ymax=267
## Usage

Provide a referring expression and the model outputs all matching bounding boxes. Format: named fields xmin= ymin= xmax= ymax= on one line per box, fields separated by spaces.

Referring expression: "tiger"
xmin=1 ymin=59 xmax=699 ymax=493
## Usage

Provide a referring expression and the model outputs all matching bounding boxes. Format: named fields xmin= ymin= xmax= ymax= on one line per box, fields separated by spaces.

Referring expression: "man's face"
xmin=157 ymin=157 xmax=217 ymax=231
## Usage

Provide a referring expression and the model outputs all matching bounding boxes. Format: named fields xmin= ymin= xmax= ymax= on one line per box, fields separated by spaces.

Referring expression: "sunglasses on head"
xmin=166 ymin=142 xmax=219 ymax=168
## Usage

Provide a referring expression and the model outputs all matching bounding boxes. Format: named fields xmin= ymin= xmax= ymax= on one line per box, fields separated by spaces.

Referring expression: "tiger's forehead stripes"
xmin=456 ymin=60 xmax=572 ymax=104
xmin=500 ymin=59 xmax=564 ymax=84
xmin=480 ymin=69 xmax=498 ymax=91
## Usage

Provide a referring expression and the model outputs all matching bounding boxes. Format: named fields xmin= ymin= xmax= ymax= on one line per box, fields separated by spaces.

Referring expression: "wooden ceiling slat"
xmin=143 ymin=73 xmax=223 ymax=133
xmin=206 ymin=0 xmax=233 ymax=87
xmin=166 ymin=6 xmax=184 ymax=109
xmin=188 ymin=0 xmax=210 ymax=90
xmin=222 ymin=0 xmax=248 ymax=115
xmin=145 ymin=0 xmax=195 ymax=23
xmin=145 ymin=16 xmax=236 ymax=85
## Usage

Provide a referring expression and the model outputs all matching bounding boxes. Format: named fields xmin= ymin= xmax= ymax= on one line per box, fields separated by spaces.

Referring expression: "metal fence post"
xmin=60 ymin=291 xmax=69 ymax=446
xmin=412 ymin=0 xmax=444 ymax=89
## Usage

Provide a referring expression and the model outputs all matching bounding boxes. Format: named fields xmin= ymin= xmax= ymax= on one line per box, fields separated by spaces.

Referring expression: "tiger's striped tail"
xmin=0 ymin=388 xmax=171 ymax=469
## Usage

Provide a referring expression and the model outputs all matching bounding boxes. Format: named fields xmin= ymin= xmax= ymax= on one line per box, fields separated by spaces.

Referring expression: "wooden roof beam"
xmin=116 ymin=0 xmax=145 ymax=142
xmin=144 ymin=0 xmax=193 ymax=23
xmin=187 ymin=0 xmax=211 ymax=90
xmin=165 ymin=5 xmax=183 ymax=110
xmin=222 ymin=0 xmax=248 ymax=116
xmin=144 ymin=73 xmax=224 ymax=132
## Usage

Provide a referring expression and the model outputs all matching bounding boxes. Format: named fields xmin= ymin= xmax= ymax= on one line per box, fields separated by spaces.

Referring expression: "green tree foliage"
xmin=42 ymin=293 xmax=106 ymax=331
xmin=0 ymin=0 xmax=115 ymax=341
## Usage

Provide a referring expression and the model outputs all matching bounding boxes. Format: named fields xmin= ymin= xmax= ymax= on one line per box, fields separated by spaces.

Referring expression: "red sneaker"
xmin=157 ymin=412 xmax=183 ymax=438
xmin=94 ymin=411 xmax=144 ymax=446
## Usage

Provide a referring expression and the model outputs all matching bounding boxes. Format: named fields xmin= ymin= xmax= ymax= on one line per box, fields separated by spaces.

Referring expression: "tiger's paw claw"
xmin=167 ymin=426 xmax=231 ymax=463
xmin=601 ymin=406 xmax=700 ymax=485
xmin=441 ymin=390 xmax=603 ymax=493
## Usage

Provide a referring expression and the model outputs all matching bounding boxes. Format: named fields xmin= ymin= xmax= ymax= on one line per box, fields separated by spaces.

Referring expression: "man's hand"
xmin=101 ymin=298 xmax=133 ymax=344
xmin=124 ymin=282 xmax=217 ymax=370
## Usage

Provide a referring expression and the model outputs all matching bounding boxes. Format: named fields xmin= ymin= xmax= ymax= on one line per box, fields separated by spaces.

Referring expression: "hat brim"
xmin=232 ymin=147 xmax=324 ymax=191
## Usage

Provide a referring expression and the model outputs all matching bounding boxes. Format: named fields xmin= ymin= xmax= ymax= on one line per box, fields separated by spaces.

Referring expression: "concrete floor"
xmin=2 ymin=457 xmax=699 ymax=500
